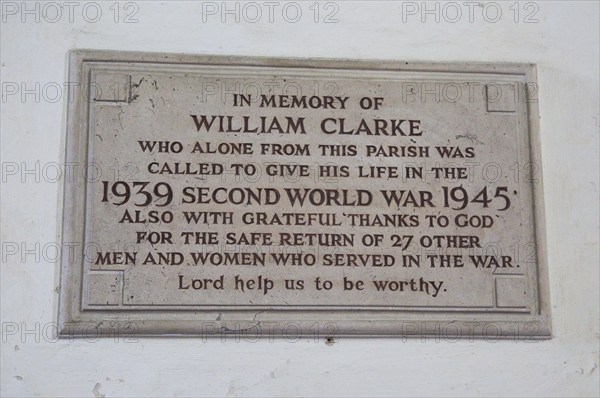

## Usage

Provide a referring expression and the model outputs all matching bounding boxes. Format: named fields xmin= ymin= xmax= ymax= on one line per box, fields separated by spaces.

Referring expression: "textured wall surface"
xmin=1 ymin=1 xmax=598 ymax=396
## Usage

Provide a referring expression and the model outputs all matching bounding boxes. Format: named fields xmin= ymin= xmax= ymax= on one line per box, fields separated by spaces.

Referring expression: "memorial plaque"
xmin=58 ymin=50 xmax=551 ymax=338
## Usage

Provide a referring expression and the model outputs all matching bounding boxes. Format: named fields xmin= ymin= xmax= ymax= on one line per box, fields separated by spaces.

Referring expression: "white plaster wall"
xmin=1 ymin=1 xmax=598 ymax=396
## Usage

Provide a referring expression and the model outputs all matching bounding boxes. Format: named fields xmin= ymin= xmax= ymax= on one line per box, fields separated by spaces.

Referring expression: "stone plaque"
xmin=58 ymin=50 xmax=551 ymax=338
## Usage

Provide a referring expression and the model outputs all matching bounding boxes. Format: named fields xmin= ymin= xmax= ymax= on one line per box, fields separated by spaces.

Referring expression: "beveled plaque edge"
xmin=56 ymin=49 xmax=551 ymax=339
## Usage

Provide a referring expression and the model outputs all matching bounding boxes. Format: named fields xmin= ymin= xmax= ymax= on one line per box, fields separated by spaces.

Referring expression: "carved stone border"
xmin=57 ymin=50 xmax=551 ymax=338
